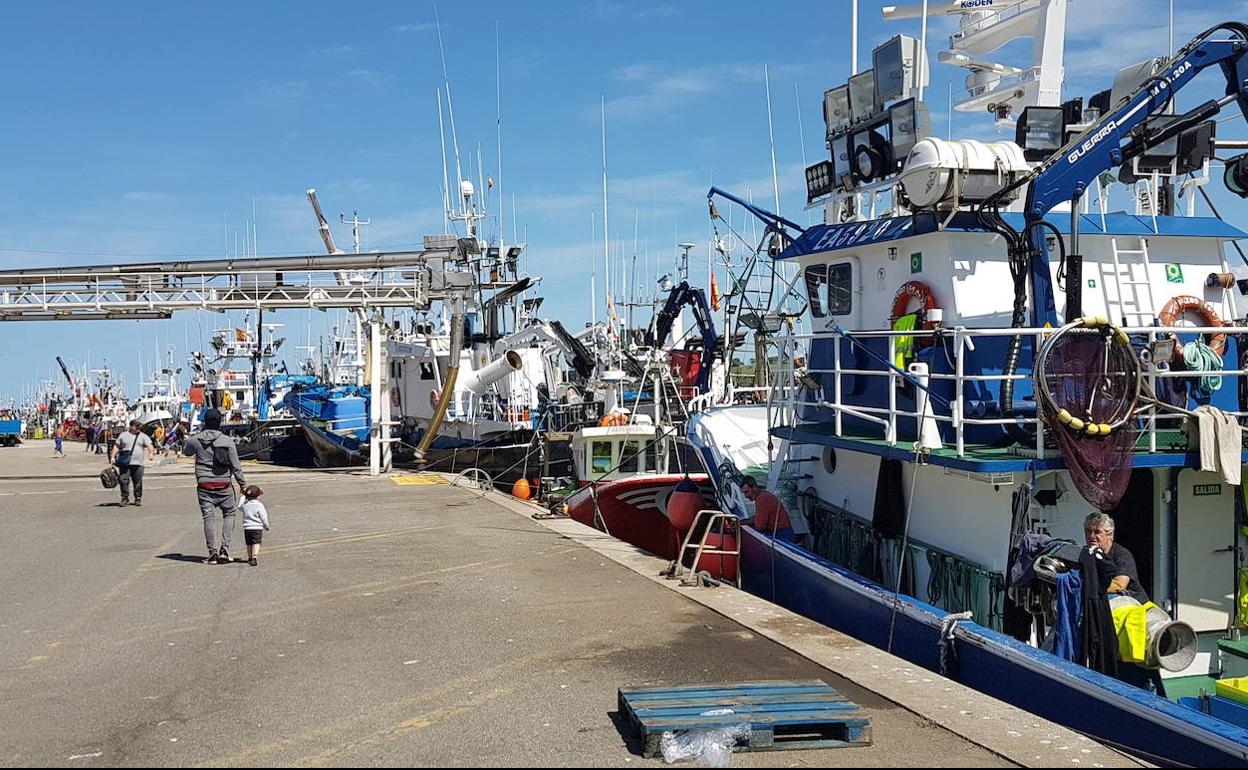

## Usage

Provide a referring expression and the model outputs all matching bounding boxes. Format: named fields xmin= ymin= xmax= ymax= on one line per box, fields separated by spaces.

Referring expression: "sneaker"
xmin=218 ymin=550 xmax=232 ymax=564
xmin=120 ymin=499 xmax=130 ymax=506
xmin=132 ymin=500 xmax=142 ymax=507
xmin=248 ymin=558 xmax=258 ymax=567
xmin=206 ymin=553 xmax=218 ymax=565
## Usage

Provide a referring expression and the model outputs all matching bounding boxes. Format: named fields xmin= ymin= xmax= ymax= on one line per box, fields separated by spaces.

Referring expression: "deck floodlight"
xmin=1176 ymin=119 xmax=1216 ymax=175
xmin=873 ymin=35 xmax=926 ymax=106
xmin=1015 ymin=106 xmax=1066 ymax=162
xmin=830 ymin=133 xmax=854 ymax=190
xmin=888 ymin=98 xmax=930 ymax=171
xmin=1224 ymin=153 xmax=1248 ymax=198
xmin=852 ymin=128 xmax=891 ymax=183
xmin=805 ymin=161 xmax=835 ymax=203
xmin=824 ymin=85 xmax=852 ymax=137
xmin=848 ymin=70 xmax=879 ymax=124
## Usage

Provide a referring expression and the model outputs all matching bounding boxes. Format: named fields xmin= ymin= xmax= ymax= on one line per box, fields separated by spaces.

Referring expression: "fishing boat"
xmin=668 ymin=2 xmax=1248 ymax=764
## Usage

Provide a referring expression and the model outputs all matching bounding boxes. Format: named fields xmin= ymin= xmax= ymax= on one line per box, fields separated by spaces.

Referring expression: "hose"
xmin=1183 ymin=339 xmax=1224 ymax=397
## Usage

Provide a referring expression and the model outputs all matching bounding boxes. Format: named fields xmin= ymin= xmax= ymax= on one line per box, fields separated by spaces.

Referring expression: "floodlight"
xmin=1176 ymin=120 xmax=1216 ymax=175
xmin=1224 ymin=153 xmax=1248 ymax=198
xmin=848 ymin=70 xmax=879 ymax=124
xmin=888 ymin=99 xmax=930 ymax=170
xmin=830 ymin=133 xmax=854 ymax=190
xmin=873 ymin=35 xmax=926 ymax=105
xmin=852 ymin=128 xmax=891 ymax=183
xmin=1015 ymin=106 xmax=1066 ymax=162
xmin=824 ymin=86 xmax=851 ymax=137
xmin=805 ymin=161 xmax=835 ymax=203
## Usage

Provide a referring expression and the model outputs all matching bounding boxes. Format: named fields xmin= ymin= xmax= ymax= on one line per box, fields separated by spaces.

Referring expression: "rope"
xmin=1183 ymin=339 xmax=1224 ymax=397
xmin=939 ymin=611 xmax=974 ymax=677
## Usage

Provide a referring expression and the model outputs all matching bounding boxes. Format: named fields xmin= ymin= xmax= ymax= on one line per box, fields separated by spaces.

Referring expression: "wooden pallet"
xmin=618 ymin=680 xmax=872 ymax=757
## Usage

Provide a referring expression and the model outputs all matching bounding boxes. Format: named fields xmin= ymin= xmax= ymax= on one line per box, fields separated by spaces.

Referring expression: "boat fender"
xmin=1159 ymin=295 xmax=1227 ymax=356
xmin=390 ymin=387 xmax=401 ymax=409
xmin=429 ymin=388 xmax=441 ymax=409
xmin=666 ymin=475 xmax=705 ymax=531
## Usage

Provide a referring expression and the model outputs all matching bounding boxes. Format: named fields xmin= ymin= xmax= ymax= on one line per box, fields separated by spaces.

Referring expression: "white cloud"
xmin=390 ymin=22 xmax=441 ymax=33
xmin=602 ymin=60 xmax=821 ymax=121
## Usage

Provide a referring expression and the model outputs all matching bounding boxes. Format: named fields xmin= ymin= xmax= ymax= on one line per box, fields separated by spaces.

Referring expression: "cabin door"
xmin=1176 ymin=469 xmax=1236 ymax=632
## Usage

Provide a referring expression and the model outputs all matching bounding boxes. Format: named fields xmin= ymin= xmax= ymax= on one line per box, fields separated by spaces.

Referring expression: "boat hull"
xmin=739 ymin=528 xmax=1248 ymax=766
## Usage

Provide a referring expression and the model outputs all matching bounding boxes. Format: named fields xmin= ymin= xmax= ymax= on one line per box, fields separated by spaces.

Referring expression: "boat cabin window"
xmin=645 ymin=440 xmax=660 ymax=473
xmin=591 ymin=441 xmax=613 ymax=474
xmin=420 ymin=362 xmax=435 ymax=380
xmin=827 ymin=262 xmax=853 ymax=315
xmin=805 ymin=264 xmax=827 ymax=317
xmin=619 ymin=441 xmax=641 ymax=473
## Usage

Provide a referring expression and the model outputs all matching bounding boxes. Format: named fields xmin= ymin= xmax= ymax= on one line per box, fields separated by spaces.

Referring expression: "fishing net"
xmin=1034 ymin=318 xmax=1142 ymax=510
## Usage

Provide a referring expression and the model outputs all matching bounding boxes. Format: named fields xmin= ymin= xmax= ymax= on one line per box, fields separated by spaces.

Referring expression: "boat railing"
xmin=684 ymin=384 xmax=796 ymax=415
xmin=788 ymin=324 xmax=1248 ymax=460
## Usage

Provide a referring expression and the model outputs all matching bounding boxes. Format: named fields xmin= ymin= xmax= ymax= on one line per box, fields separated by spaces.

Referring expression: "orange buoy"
xmin=666 ymin=475 xmax=705 ymax=531
xmin=511 ymin=478 xmax=532 ymax=500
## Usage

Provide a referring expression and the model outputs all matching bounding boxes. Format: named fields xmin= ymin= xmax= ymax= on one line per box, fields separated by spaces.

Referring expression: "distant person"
xmin=84 ymin=423 xmax=95 ymax=454
xmin=240 ymin=485 xmax=270 ymax=567
xmin=96 ymin=424 xmax=107 ymax=455
xmin=738 ymin=475 xmax=795 ymax=543
xmin=52 ymin=426 xmax=65 ymax=459
xmin=109 ymin=420 xmax=155 ymax=506
xmin=183 ymin=409 xmax=247 ymax=564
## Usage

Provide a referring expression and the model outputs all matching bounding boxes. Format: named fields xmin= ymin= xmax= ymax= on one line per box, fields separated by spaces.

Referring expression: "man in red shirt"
xmin=739 ymin=476 xmax=795 ymax=543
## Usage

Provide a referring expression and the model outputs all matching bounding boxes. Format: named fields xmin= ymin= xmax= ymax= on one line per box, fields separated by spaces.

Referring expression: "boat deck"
xmin=776 ymin=423 xmax=1248 ymax=473
xmin=0 ymin=441 xmax=1138 ymax=767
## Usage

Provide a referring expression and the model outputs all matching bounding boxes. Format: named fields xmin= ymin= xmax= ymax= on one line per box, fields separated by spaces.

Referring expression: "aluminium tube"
xmin=416 ymin=310 xmax=464 ymax=459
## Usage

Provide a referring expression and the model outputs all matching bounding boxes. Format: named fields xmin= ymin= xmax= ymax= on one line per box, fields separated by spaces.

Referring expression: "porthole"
xmin=822 ymin=446 xmax=838 ymax=474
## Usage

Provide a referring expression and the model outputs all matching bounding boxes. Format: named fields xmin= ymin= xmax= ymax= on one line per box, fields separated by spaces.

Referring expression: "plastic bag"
xmin=659 ymin=716 xmax=750 ymax=767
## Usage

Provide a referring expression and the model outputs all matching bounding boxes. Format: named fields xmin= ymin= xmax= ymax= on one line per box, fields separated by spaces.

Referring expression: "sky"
xmin=2 ymin=0 xmax=1247 ymax=402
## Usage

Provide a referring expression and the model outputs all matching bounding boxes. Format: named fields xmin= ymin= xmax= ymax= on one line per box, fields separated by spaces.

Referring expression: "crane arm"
xmin=1019 ymin=24 xmax=1248 ymax=324
xmin=647 ymin=281 xmax=719 ymax=393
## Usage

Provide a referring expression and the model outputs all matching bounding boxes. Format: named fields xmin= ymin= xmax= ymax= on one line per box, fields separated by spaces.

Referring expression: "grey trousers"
xmin=198 ymin=485 xmax=239 ymax=555
xmin=117 ymin=464 xmax=144 ymax=502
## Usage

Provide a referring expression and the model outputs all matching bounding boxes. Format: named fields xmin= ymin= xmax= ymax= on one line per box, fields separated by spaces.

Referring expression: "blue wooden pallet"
xmin=618 ymin=680 xmax=872 ymax=757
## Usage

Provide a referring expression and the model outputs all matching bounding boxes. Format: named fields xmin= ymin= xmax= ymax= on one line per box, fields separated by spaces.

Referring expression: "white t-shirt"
xmin=241 ymin=499 xmax=269 ymax=530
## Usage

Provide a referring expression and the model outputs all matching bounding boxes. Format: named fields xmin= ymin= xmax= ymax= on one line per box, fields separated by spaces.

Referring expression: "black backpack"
xmin=205 ymin=434 xmax=234 ymax=475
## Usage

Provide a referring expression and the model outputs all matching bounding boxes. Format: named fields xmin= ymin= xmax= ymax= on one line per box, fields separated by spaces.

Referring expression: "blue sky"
xmin=2 ymin=0 xmax=1247 ymax=402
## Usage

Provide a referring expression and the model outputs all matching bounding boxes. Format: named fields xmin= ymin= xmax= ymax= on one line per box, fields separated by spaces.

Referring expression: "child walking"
xmin=240 ymin=485 xmax=269 ymax=566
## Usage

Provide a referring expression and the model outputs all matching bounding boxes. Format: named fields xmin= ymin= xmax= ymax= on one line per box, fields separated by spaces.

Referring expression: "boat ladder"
xmin=669 ymin=509 xmax=740 ymax=588
xmin=1107 ymin=237 xmax=1158 ymax=326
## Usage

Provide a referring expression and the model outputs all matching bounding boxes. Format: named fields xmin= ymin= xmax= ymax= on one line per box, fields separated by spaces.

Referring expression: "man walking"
xmin=109 ymin=420 xmax=155 ymax=506
xmin=183 ymin=409 xmax=247 ymax=564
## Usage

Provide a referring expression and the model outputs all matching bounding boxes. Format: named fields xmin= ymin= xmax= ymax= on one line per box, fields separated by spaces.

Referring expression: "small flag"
xmin=487 ymin=176 xmax=495 ymax=189
xmin=235 ymin=327 xmax=251 ymax=342
xmin=710 ymin=272 xmax=721 ymax=311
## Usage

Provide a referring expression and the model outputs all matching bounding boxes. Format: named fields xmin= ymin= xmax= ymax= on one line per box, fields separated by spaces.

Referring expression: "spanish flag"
xmin=710 ymin=272 xmax=721 ymax=311
xmin=235 ymin=328 xmax=251 ymax=342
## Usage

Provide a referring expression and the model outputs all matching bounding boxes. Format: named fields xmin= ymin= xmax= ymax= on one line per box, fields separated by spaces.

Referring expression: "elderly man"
xmin=738 ymin=476 xmax=795 ymax=543
xmin=1084 ymin=512 xmax=1149 ymax=604
xmin=1084 ymin=512 xmax=1165 ymax=696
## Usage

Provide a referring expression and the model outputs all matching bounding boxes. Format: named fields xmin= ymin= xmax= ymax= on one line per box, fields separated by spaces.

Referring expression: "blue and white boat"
xmin=685 ymin=2 xmax=1248 ymax=764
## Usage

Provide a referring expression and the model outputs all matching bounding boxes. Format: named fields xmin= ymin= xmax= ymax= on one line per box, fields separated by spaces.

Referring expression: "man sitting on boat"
xmin=1085 ymin=512 xmax=1165 ymax=696
xmin=738 ymin=476 xmax=795 ymax=544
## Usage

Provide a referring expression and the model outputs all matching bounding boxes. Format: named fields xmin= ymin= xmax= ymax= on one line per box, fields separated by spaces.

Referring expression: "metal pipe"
xmin=416 ymin=308 xmax=464 ymax=459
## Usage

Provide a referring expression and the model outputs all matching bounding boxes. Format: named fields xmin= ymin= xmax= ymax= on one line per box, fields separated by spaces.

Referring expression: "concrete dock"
xmin=0 ymin=440 xmax=1141 ymax=767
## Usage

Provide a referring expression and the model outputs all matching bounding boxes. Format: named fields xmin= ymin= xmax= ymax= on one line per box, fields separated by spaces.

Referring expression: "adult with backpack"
xmin=109 ymin=420 xmax=155 ymax=505
xmin=183 ymin=409 xmax=247 ymax=564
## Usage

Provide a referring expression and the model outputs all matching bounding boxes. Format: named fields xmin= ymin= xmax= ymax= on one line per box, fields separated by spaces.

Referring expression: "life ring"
xmin=1159 ymin=295 xmax=1227 ymax=355
xmin=891 ymin=280 xmax=939 ymax=328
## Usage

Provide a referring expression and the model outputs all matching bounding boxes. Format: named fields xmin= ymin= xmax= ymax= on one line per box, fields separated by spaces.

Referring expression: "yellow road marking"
xmin=389 ymin=474 xmax=447 ymax=486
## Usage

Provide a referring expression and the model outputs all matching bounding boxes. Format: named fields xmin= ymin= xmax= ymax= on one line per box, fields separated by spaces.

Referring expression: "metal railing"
xmin=785 ymin=324 xmax=1248 ymax=459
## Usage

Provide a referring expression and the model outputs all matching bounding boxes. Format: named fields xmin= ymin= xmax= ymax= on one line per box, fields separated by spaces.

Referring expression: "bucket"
xmin=1109 ymin=595 xmax=1198 ymax=671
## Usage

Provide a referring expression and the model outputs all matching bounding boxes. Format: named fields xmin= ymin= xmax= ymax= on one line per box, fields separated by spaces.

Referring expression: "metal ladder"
xmin=669 ymin=509 xmax=741 ymax=587
xmin=1108 ymin=237 xmax=1158 ymax=326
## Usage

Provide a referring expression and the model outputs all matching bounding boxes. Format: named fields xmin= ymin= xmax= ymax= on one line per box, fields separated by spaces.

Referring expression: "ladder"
xmin=1107 ymin=237 xmax=1158 ymax=327
xmin=668 ymin=509 xmax=741 ymax=587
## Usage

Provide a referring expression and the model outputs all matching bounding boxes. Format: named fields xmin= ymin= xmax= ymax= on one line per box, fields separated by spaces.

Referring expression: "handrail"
xmin=782 ymin=323 xmax=1246 ymax=458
